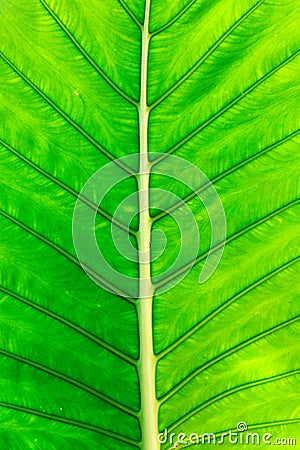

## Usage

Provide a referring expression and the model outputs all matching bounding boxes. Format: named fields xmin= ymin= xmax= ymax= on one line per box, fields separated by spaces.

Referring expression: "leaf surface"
xmin=0 ymin=0 xmax=299 ymax=449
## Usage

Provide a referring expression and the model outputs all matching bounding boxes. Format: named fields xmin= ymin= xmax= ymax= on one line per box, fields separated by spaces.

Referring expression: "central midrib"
xmin=136 ymin=0 xmax=159 ymax=449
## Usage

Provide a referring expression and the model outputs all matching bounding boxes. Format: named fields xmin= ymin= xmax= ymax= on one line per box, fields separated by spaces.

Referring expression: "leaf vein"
xmin=154 ymin=198 xmax=300 ymax=291
xmin=0 ymin=286 xmax=137 ymax=365
xmin=0 ymin=138 xmax=137 ymax=237
xmin=158 ymin=257 xmax=300 ymax=359
xmin=163 ymin=50 xmax=300 ymax=156
xmin=159 ymin=316 xmax=300 ymax=403
xmin=0 ymin=209 xmax=136 ymax=304
xmin=117 ymin=0 xmax=142 ymax=28
xmin=0 ymin=52 xmax=135 ymax=177
xmin=0 ymin=349 xmax=138 ymax=417
xmin=167 ymin=369 xmax=300 ymax=431
xmin=0 ymin=402 xmax=140 ymax=447
xmin=150 ymin=0 xmax=265 ymax=109
xmin=153 ymin=129 xmax=300 ymax=223
xmin=151 ymin=0 xmax=197 ymax=36
xmin=153 ymin=50 xmax=299 ymax=162
xmin=40 ymin=0 xmax=138 ymax=106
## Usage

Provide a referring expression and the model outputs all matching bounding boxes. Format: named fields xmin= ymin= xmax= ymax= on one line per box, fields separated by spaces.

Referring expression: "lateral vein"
xmin=150 ymin=0 xmax=265 ymax=109
xmin=167 ymin=369 xmax=300 ymax=431
xmin=152 ymin=129 xmax=300 ymax=224
xmin=0 ymin=138 xmax=137 ymax=238
xmin=159 ymin=315 xmax=300 ymax=403
xmin=157 ymin=257 xmax=300 ymax=360
xmin=117 ymin=0 xmax=142 ymax=28
xmin=154 ymin=198 xmax=300 ymax=291
xmin=0 ymin=51 xmax=136 ymax=177
xmin=0 ymin=209 xmax=136 ymax=305
xmin=0 ymin=402 xmax=140 ymax=446
xmin=152 ymin=50 xmax=299 ymax=164
xmin=151 ymin=0 xmax=197 ymax=36
xmin=40 ymin=0 xmax=138 ymax=107
xmin=0 ymin=349 xmax=138 ymax=417
xmin=0 ymin=286 xmax=137 ymax=366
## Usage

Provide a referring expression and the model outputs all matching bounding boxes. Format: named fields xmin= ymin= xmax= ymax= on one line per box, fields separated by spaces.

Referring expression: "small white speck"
xmin=60 ymin=407 xmax=63 ymax=411
xmin=74 ymin=91 xmax=80 ymax=96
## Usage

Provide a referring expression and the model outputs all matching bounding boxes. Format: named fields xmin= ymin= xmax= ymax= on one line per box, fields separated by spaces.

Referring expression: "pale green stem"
xmin=137 ymin=1 xmax=160 ymax=449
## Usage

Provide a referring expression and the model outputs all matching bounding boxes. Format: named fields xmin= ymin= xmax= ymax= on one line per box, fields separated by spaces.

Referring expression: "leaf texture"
xmin=0 ymin=0 xmax=299 ymax=449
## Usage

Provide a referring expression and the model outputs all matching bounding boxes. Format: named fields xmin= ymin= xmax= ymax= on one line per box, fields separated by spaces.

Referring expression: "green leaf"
xmin=0 ymin=0 xmax=299 ymax=449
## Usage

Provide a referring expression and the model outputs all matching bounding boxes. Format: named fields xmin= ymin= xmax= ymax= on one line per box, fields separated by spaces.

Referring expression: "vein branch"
xmin=151 ymin=0 xmax=197 ymax=36
xmin=152 ymin=50 xmax=299 ymax=166
xmin=0 ymin=402 xmax=140 ymax=446
xmin=40 ymin=0 xmax=138 ymax=107
xmin=154 ymin=198 xmax=300 ymax=291
xmin=0 ymin=138 xmax=137 ymax=238
xmin=0 ymin=286 xmax=137 ymax=366
xmin=168 ymin=369 xmax=300 ymax=431
xmin=0 ymin=209 xmax=136 ymax=305
xmin=0 ymin=51 xmax=136 ymax=177
xmin=0 ymin=349 xmax=138 ymax=417
xmin=150 ymin=0 xmax=265 ymax=109
xmin=117 ymin=0 xmax=142 ymax=28
xmin=159 ymin=315 xmax=300 ymax=403
xmin=157 ymin=257 xmax=299 ymax=360
xmin=152 ymin=129 xmax=300 ymax=224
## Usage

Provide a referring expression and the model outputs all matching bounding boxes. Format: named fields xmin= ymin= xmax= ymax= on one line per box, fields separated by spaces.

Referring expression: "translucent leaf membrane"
xmin=154 ymin=203 xmax=300 ymax=353
xmin=150 ymin=0 xmax=194 ymax=32
xmin=152 ymin=135 xmax=300 ymax=279
xmin=45 ymin=0 xmax=142 ymax=100
xmin=0 ymin=0 xmax=139 ymax=158
xmin=0 ymin=295 xmax=140 ymax=437
xmin=0 ymin=0 xmax=299 ymax=448
xmin=161 ymin=372 xmax=300 ymax=449
xmin=148 ymin=1 xmax=300 ymax=149
xmin=0 ymin=216 xmax=139 ymax=356
xmin=0 ymin=406 xmax=139 ymax=450
xmin=122 ymin=0 xmax=145 ymax=25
